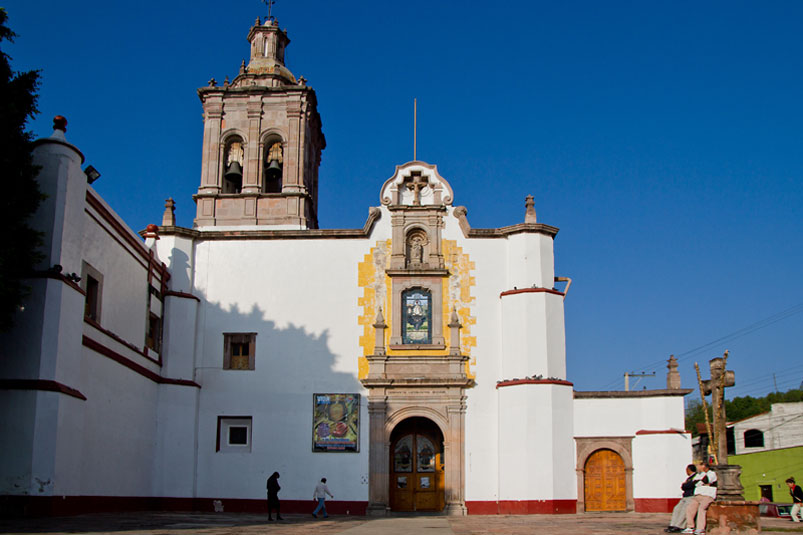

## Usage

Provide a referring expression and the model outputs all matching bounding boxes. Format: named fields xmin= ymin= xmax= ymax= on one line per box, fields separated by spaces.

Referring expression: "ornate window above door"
xmin=402 ymin=288 xmax=432 ymax=344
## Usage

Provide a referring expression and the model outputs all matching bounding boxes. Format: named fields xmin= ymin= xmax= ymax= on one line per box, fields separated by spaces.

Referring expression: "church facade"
xmin=0 ymin=17 xmax=692 ymax=517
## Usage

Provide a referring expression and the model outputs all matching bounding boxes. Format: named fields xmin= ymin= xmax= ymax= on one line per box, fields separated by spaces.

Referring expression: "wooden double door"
xmin=584 ymin=449 xmax=626 ymax=511
xmin=390 ymin=418 xmax=445 ymax=512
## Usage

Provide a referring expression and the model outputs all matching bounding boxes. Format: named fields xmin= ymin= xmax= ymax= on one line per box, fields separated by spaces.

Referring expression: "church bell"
xmin=267 ymin=159 xmax=281 ymax=172
xmin=225 ymin=161 xmax=243 ymax=180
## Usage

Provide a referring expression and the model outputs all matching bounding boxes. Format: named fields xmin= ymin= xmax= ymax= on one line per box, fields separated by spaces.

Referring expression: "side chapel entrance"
xmin=584 ymin=449 xmax=627 ymax=511
xmin=390 ymin=417 xmax=445 ymax=512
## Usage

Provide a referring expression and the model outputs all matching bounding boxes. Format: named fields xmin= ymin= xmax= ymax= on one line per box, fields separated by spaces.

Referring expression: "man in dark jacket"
xmin=665 ymin=464 xmax=698 ymax=533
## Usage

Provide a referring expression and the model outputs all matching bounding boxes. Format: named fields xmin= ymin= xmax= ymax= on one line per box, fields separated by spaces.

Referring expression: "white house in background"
xmin=0 ymin=16 xmax=693 ymax=517
xmin=731 ymin=402 xmax=803 ymax=455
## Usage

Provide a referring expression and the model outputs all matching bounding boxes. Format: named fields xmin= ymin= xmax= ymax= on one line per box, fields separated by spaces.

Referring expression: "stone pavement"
xmin=0 ymin=512 xmax=800 ymax=535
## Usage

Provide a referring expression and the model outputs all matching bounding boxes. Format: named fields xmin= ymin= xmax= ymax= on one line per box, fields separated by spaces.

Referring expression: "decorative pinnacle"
xmin=373 ymin=306 xmax=387 ymax=327
xmin=448 ymin=306 xmax=461 ymax=328
xmin=525 ymin=195 xmax=537 ymax=223
xmin=162 ymin=198 xmax=176 ymax=227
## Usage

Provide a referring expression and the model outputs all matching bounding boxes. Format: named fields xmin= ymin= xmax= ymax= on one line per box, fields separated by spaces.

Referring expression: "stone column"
xmin=243 ymin=98 xmax=262 ymax=193
xmin=201 ymin=100 xmax=223 ymax=191
xmin=444 ymin=400 xmax=467 ymax=515
xmin=367 ymin=397 xmax=389 ymax=516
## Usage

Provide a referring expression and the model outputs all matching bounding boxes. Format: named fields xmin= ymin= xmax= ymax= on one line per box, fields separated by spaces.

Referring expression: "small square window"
xmin=217 ymin=416 xmax=252 ymax=453
xmin=223 ymin=333 xmax=257 ymax=370
xmin=229 ymin=426 xmax=248 ymax=445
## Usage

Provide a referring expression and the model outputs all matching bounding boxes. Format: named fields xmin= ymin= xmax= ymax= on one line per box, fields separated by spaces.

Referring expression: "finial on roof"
xmin=667 ymin=354 xmax=681 ymax=389
xmin=162 ymin=198 xmax=176 ymax=227
xmin=525 ymin=195 xmax=537 ymax=223
xmin=208 ymin=78 xmax=217 ymax=87
xmin=53 ymin=115 xmax=67 ymax=133
xmin=240 ymin=60 xmax=246 ymax=75
xmin=223 ymin=76 xmax=230 ymax=87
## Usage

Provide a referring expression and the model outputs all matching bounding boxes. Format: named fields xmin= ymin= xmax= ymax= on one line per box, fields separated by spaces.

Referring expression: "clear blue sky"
xmin=6 ymin=1 xmax=802 ymax=399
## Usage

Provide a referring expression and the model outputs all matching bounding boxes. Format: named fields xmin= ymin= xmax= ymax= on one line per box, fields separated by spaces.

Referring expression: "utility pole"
xmin=624 ymin=371 xmax=655 ymax=391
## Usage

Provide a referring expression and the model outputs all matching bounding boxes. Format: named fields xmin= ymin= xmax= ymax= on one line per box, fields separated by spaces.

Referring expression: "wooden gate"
xmin=584 ymin=449 xmax=626 ymax=511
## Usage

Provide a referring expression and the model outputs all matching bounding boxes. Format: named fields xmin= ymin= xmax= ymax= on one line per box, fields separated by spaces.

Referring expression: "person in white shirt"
xmin=312 ymin=477 xmax=334 ymax=518
xmin=683 ymin=461 xmax=718 ymax=534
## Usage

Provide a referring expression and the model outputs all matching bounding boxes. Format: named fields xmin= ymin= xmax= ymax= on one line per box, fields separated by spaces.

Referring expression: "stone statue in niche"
xmin=406 ymin=232 xmax=427 ymax=268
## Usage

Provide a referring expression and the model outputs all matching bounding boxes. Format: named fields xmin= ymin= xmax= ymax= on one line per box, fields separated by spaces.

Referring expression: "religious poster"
xmin=312 ymin=394 xmax=360 ymax=452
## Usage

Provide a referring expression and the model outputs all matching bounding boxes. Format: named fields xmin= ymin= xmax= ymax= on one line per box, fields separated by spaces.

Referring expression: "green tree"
xmin=0 ymin=8 xmax=43 ymax=331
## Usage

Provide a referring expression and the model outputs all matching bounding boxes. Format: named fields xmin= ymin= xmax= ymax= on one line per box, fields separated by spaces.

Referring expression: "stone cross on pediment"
xmin=695 ymin=351 xmax=735 ymax=465
xmin=404 ymin=171 xmax=428 ymax=206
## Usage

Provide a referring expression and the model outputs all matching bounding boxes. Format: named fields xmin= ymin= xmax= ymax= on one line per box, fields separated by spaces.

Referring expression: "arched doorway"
xmin=584 ymin=449 xmax=626 ymax=511
xmin=389 ymin=417 xmax=445 ymax=512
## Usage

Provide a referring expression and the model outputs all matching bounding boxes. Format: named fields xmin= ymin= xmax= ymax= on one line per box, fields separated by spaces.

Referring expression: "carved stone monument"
xmin=700 ymin=352 xmax=743 ymax=501
xmin=696 ymin=352 xmax=760 ymax=535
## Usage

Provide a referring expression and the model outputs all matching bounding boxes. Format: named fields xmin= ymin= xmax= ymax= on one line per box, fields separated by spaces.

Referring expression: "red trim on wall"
xmin=635 ymin=429 xmax=689 ymax=436
xmin=85 ymin=317 xmax=158 ymax=364
xmin=86 ymin=192 xmax=150 ymax=263
xmin=164 ymin=290 xmax=201 ymax=302
xmin=85 ymin=191 xmax=170 ymax=284
xmin=28 ymin=271 xmax=86 ymax=295
xmin=82 ymin=335 xmax=200 ymax=388
xmin=496 ymin=379 xmax=574 ymax=389
xmin=634 ymin=498 xmax=679 ymax=513
xmin=0 ymin=379 xmax=87 ymax=400
xmin=499 ymin=287 xmax=565 ymax=298
xmin=466 ymin=500 xmax=577 ymax=515
xmin=0 ymin=495 xmax=367 ymax=517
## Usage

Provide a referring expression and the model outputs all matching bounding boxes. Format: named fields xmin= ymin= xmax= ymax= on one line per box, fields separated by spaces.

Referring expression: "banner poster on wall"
xmin=312 ymin=393 xmax=360 ymax=452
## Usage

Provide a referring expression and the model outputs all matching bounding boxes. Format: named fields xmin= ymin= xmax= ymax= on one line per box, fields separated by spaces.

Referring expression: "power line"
xmin=593 ymin=302 xmax=803 ymax=391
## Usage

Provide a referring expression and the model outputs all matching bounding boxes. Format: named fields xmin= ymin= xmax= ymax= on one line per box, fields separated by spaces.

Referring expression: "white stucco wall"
xmin=732 ymin=402 xmax=803 ymax=454
xmin=574 ymin=394 xmax=691 ymax=500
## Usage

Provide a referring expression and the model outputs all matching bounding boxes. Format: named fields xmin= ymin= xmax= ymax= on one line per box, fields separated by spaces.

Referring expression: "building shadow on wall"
xmin=183 ymin=295 xmax=366 ymax=515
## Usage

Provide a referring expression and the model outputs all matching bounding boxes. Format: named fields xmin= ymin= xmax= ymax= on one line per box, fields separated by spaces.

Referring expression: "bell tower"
xmin=193 ymin=17 xmax=325 ymax=229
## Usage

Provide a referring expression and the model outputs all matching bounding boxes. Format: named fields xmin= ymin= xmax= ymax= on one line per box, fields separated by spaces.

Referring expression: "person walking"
xmin=788 ymin=477 xmax=803 ymax=522
xmin=683 ymin=461 xmax=717 ymax=534
xmin=665 ymin=464 xmax=697 ymax=532
xmin=266 ymin=472 xmax=282 ymax=521
xmin=312 ymin=477 xmax=334 ymax=518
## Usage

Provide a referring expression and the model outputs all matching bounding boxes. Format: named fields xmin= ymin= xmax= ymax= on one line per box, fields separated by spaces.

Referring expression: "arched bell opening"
xmin=263 ymin=135 xmax=284 ymax=193
xmin=389 ymin=417 xmax=445 ymax=512
xmin=222 ymin=137 xmax=245 ymax=193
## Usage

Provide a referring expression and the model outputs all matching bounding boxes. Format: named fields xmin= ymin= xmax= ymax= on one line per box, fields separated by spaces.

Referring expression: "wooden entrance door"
xmin=390 ymin=418 xmax=445 ymax=512
xmin=584 ymin=449 xmax=626 ymax=511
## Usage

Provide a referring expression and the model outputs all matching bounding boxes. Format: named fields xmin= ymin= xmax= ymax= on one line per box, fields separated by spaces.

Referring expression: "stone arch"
xmin=385 ymin=406 xmax=448 ymax=439
xmin=220 ymin=128 xmax=249 ymax=145
xmin=574 ymin=437 xmax=634 ymax=513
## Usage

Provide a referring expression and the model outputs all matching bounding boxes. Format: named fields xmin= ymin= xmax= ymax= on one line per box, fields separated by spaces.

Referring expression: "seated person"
xmin=683 ymin=461 xmax=717 ymax=535
xmin=665 ymin=464 xmax=697 ymax=532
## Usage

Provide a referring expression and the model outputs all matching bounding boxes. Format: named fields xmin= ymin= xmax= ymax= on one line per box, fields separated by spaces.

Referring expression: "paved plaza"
xmin=0 ymin=512 xmax=800 ymax=535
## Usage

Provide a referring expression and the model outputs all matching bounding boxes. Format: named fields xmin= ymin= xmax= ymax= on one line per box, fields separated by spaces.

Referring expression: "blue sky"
xmin=6 ymin=1 xmax=802 ymax=398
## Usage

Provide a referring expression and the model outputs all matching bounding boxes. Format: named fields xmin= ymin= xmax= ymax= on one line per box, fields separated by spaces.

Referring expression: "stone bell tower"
xmin=193 ymin=17 xmax=325 ymax=229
